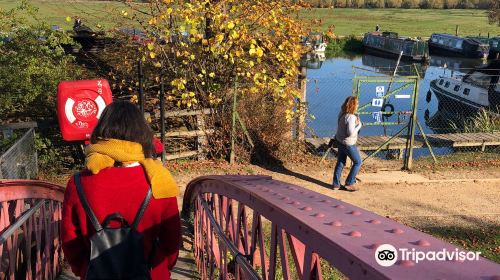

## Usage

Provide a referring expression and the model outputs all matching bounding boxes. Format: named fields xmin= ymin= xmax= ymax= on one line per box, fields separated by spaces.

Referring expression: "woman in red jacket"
xmin=61 ymin=101 xmax=181 ymax=279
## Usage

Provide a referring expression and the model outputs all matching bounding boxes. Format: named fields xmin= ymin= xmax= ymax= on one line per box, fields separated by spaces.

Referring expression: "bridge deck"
xmin=307 ymin=132 xmax=500 ymax=151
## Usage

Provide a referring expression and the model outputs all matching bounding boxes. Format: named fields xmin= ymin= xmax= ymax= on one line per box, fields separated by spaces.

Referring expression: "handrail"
xmin=0 ymin=199 xmax=45 ymax=243
xmin=1 ymin=179 xmax=65 ymax=280
xmin=183 ymin=175 xmax=500 ymax=280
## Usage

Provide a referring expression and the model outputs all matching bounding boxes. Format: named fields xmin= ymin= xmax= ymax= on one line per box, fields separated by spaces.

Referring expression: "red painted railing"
xmin=0 ymin=180 xmax=65 ymax=280
xmin=183 ymin=175 xmax=500 ymax=280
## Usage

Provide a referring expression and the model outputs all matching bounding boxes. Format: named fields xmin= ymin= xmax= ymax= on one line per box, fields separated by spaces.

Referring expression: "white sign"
xmin=395 ymin=94 xmax=411 ymax=99
xmin=372 ymin=112 xmax=382 ymax=122
xmin=372 ymin=98 xmax=384 ymax=107
xmin=376 ymin=86 xmax=385 ymax=97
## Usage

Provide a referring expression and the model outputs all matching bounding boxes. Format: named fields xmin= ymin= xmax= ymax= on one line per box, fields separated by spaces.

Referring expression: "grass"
xmin=414 ymin=150 xmax=500 ymax=170
xmin=1 ymin=1 xmax=498 ymax=38
xmin=0 ymin=0 xmax=139 ymax=30
xmin=420 ymin=225 xmax=500 ymax=263
xmin=299 ymin=8 xmax=499 ymax=37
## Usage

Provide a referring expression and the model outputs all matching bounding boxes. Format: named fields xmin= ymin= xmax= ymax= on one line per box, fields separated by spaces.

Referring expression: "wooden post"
xmin=160 ymin=72 xmax=166 ymax=162
xmin=197 ymin=112 xmax=207 ymax=160
xmin=296 ymin=66 xmax=307 ymax=141
xmin=455 ymin=25 xmax=459 ymax=36
xmin=230 ymin=78 xmax=237 ymax=164
xmin=138 ymin=60 xmax=145 ymax=115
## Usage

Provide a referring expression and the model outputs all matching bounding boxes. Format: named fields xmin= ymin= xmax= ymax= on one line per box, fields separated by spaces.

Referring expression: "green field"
xmin=0 ymin=0 xmax=136 ymax=29
xmin=1 ymin=1 xmax=499 ymax=37
xmin=300 ymin=8 xmax=500 ymax=37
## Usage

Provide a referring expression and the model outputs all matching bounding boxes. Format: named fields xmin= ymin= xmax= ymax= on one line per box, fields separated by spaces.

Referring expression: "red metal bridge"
xmin=2 ymin=176 xmax=500 ymax=280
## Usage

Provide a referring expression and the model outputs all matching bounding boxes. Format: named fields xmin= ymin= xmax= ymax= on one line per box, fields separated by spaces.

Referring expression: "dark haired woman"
xmin=61 ymin=101 xmax=181 ymax=279
xmin=333 ymin=96 xmax=362 ymax=191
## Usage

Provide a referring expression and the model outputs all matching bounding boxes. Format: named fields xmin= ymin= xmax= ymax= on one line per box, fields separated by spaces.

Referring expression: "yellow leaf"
xmin=216 ymin=34 xmax=224 ymax=43
xmin=249 ymin=48 xmax=256 ymax=56
xmin=256 ymin=47 xmax=264 ymax=57
xmin=149 ymin=52 xmax=156 ymax=59
xmin=190 ymin=54 xmax=195 ymax=60
xmin=154 ymin=62 xmax=162 ymax=68
xmin=209 ymin=72 xmax=215 ymax=78
xmin=147 ymin=43 xmax=154 ymax=51
xmin=227 ymin=21 xmax=235 ymax=29
xmin=65 ymin=16 xmax=72 ymax=22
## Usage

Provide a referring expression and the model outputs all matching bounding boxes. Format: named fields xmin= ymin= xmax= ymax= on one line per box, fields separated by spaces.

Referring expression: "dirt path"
xmin=173 ymin=159 xmax=500 ymax=229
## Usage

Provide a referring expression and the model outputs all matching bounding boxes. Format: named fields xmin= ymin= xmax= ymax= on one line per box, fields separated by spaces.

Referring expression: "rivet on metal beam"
xmin=367 ymin=219 xmax=381 ymax=224
xmin=326 ymin=221 xmax=342 ymax=227
xmin=365 ymin=243 xmax=380 ymax=250
xmin=413 ymin=240 xmax=430 ymax=247
xmin=397 ymin=260 xmax=415 ymax=267
xmin=347 ymin=231 xmax=362 ymax=237
xmin=349 ymin=211 xmax=362 ymax=216
xmin=389 ymin=228 xmax=405 ymax=234
xmin=333 ymin=205 xmax=345 ymax=209
xmin=312 ymin=213 xmax=325 ymax=218
xmin=300 ymin=207 xmax=313 ymax=211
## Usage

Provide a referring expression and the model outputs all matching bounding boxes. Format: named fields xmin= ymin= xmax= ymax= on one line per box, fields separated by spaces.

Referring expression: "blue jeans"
xmin=333 ymin=143 xmax=362 ymax=186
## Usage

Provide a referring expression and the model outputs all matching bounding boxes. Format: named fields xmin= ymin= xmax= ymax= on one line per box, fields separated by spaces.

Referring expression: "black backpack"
xmin=74 ymin=173 xmax=153 ymax=280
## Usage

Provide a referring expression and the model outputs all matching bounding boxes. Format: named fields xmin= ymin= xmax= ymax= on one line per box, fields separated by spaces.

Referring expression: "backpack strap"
xmin=131 ymin=187 xmax=152 ymax=230
xmin=74 ymin=173 xmax=103 ymax=232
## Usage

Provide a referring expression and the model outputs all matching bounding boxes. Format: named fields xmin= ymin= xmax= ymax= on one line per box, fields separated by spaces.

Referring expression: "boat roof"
xmin=431 ymin=33 xmax=486 ymax=45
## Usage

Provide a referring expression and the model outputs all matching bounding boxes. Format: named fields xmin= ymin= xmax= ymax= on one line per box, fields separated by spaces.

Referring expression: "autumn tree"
xmin=122 ymin=0 xmax=308 ymax=159
xmin=489 ymin=0 xmax=500 ymax=26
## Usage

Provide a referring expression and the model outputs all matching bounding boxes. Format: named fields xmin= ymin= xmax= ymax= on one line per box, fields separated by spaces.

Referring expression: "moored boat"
xmin=362 ymin=31 xmax=429 ymax=62
xmin=429 ymin=60 xmax=500 ymax=112
xmin=428 ymin=33 xmax=489 ymax=59
xmin=467 ymin=36 xmax=500 ymax=58
xmin=302 ymin=32 xmax=327 ymax=53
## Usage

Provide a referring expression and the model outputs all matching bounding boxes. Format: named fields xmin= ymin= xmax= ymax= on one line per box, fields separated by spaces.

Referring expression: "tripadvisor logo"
xmin=375 ymin=244 xmax=482 ymax=267
xmin=375 ymin=244 xmax=398 ymax=267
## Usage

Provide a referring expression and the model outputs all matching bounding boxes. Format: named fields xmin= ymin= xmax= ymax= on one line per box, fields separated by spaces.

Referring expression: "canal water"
xmin=306 ymin=53 xmax=486 ymax=157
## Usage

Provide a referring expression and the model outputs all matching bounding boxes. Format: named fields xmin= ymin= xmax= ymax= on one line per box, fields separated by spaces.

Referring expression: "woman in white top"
xmin=333 ymin=96 xmax=362 ymax=191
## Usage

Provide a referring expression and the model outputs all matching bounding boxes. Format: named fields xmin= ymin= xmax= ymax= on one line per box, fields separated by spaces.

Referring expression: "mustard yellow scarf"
xmin=85 ymin=139 xmax=179 ymax=199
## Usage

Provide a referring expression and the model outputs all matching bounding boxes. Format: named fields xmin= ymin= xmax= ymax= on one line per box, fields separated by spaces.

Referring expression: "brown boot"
xmin=340 ymin=184 xmax=359 ymax=192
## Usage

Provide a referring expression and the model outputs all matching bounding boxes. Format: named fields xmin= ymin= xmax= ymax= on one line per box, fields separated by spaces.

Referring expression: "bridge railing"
xmin=183 ymin=175 xmax=500 ymax=280
xmin=0 ymin=180 xmax=65 ymax=280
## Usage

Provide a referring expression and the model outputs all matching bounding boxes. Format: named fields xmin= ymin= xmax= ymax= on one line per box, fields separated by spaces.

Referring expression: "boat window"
xmin=463 ymin=88 xmax=470 ymax=95
xmin=431 ymin=37 xmax=437 ymax=43
xmin=439 ymin=79 xmax=444 ymax=85
xmin=464 ymin=71 xmax=491 ymax=89
xmin=454 ymin=85 xmax=460 ymax=91
xmin=445 ymin=81 xmax=450 ymax=88
xmin=455 ymin=40 xmax=463 ymax=49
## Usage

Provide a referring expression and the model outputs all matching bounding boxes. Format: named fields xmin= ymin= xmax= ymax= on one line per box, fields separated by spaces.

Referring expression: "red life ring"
xmin=57 ymin=80 xmax=113 ymax=141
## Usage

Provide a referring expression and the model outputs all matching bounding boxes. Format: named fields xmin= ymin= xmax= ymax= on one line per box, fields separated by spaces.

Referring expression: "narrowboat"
xmin=428 ymin=33 xmax=489 ymax=59
xmin=71 ymin=25 xmax=107 ymax=53
xmin=429 ymin=60 xmax=500 ymax=112
xmin=467 ymin=36 xmax=500 ymax=58
xmin=302 ymin=32 xmax=327 ymax=53
xmin=362 ymin=31 xmax=429 ymax=62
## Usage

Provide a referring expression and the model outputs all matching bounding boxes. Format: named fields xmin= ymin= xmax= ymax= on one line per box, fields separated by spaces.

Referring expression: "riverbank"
xmin=0 ymin=2 xmax=497 ymax=38
xmin=300 ymin=8 xmax=498 ymax=37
